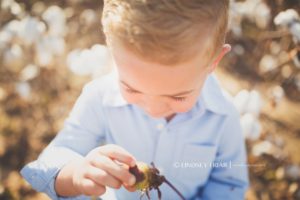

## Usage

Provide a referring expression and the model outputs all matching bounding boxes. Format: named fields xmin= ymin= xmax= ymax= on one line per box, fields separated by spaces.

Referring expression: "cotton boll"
xmin=20 ymin=64 xmax=40 ymax=81
xmin=64 ymin=7 xmax=75 ymax=19
xmin=272 ymin=86 xmax=285 ymax=102
xmin=67 ymin=44 xmax=110 ymax=76
xmin=67 ymin=49 xmax=100 ymax=76
xmin=15 ymin=82 xmax=31 ymax=100
xmin=36 ymin=51 xmax=52 ymax=67
xmin=246 ymin=90 xmax=263 ymax=116
xmin=3 ymin=20 xmax=22 ymax=38
xmin=35 ymin=39 xmax=53 ymax=66
xmin=80 ymin=9 xmax=97 ymax=25
xmin=288 ymin=183 xmax=299 ymax=194
xmin=18 ymin=16 xmax=46 ymax=45
xmin=232 ymin=0 xmax=270 ymax=28
xmin=66 ymin=49 xmax=81 ymax=74
xmin=10 ymin=1 xmax=23 ymax=16
xmin=241 ymin=113 xmax=262 ymax=141
xmin=1 ymin=0 xmax=14 ymax=10
xmin=274 ymin=9 xmax=300 ymax=43
xmin=228 ymin=13 xmax=243 ymax=36
xmin=90 ymin=45 xmax=111 ymax=78
xmin=3 ymin=18 xmax=43 ymax=46
xmin=254 ymin=2 xmax=271 ymax=29
xmin=290 ymin=22 xmax=300 ymax=43
xmin=90 ymin=44 xmax=110 ymax=66
xmin=270 ymin=41 xmax=281 ymax=55
xmin=252 ymin=141 xmax=273 ymax=156
xmin=2 ymin=0 xmax=23 ymax=16
xmin=269 ymin=86 xmax=285 ymax=107
xmin=233 ymin=44 xmax=245 ymax=56
xmin=236 ymin=0 xmax=260 ymax=18
xmin=259 ymin=54 xmax=278 ymax=74
xmin=44 ymin=36 xmax=65 ymax=56
xmin=67 ymin=49 xmax=97 ymax=76
xmin=233 ymin=90 xmax=250 ymax=114
xmin=233 ymin=89 xmax=263 ymax=116
xmin=228 ymin=1 xmax=245 ymax=37
xmin=35 ymin=35 xmax=65 ymax=66
xmin=3 ymin=44 xmax=23 ymax=70
xmin=42 ymin=6 xmax=66 ymax=37
xmin=81 ymin=49 xmax=95 ymax=74
xmin=274 ymin=9 xmax=299 ymax=27
xmin=31 ymin=1 xmax=46 ymax=15
xmin=0 ymin=30 xmax=13 ymax=50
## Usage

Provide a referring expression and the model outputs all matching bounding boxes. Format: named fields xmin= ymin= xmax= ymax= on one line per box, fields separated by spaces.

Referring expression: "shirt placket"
xmin=150 ymin=119 xmax=175 ymax=172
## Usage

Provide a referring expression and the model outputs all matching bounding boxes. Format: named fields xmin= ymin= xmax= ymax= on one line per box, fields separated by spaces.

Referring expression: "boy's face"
xmin=110 ymin=42 xmax=229 ymax=119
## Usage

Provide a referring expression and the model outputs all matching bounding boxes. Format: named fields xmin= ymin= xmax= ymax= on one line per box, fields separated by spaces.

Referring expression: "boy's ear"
xmin=207 ymin=44 xmax=231 ymax=73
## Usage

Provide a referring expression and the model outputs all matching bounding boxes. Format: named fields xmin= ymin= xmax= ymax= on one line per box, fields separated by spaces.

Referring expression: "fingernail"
xmin=128 ymin=176 xmax=136 ymax=186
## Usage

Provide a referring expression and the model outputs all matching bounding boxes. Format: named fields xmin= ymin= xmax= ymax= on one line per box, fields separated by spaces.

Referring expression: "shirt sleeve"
xmin=199 ymin=110 xmax=249 ymax=200
xmin=20 ymin=81 xmax=107 ymax=200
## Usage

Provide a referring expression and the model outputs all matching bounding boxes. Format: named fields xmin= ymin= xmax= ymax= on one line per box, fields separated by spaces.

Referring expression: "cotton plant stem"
xmin=163 ymin=177 xmax=186 ymax=200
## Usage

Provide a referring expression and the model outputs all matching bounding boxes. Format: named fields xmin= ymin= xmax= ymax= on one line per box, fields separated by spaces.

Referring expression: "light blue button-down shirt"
xmin=21 ymin=72 xmax=249 ymax=200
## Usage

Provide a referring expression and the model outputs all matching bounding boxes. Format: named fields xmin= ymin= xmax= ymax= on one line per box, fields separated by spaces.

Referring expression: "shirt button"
xmin=156 ymin=123 xmax=164 ymax=131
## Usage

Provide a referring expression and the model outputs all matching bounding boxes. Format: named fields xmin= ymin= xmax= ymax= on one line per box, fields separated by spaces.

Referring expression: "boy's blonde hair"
xmin=102 ymin=0 xmax=229 ymax=65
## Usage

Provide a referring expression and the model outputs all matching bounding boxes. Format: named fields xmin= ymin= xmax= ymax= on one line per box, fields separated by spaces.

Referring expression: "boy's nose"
xmin=142 ymin=97 xmax=168 ymax=117
xmin=145 ymin=106 xmax=165 ymax=117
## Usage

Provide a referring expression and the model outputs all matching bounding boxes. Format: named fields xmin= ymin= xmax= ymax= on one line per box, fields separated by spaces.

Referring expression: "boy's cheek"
xmin=121 ymin=92 xmax=139 ymax=104
xmin=173 ymin=105 xmax=193 ymax=113
xmin=171 ymin=100 xmax=198 ymax=113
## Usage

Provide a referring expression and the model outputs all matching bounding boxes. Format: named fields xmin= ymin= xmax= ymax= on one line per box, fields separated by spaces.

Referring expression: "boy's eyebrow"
xmin=120 ymin=80 xmax=195 ymax=97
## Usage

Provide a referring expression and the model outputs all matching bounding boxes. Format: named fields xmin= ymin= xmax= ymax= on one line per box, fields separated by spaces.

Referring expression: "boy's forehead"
xmin=110 ymin=37 xmax=212 ymax=70
xmin=110 ymin=41 xmax=211 ymax=96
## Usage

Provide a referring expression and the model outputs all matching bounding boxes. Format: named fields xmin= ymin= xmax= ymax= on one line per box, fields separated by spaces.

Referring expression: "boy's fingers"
xmin=81 ymin=179 xmax=106 ymax=196
xmin=123 ymin=183 xmax=136 ymax=192
xmin=99 ymin=144 xmax=136 ymax=167
xmin=91 ymin=155 xmax=136 ymax=186
xmin=86 ymin=166 xmax=122 ymax=189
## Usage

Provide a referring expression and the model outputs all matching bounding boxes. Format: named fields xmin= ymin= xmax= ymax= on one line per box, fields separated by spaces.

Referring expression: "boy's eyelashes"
xmin=125 ymin=88 xmax=140 ymax=94
xmin=124 ymin=88 xmax=187 ymax=102
xmin=171 ymin=96 xmax=187 ymax=102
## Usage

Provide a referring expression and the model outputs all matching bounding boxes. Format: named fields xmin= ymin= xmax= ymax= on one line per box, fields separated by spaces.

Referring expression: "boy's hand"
xmin=72 ymin=144 xmax=137 ymax=196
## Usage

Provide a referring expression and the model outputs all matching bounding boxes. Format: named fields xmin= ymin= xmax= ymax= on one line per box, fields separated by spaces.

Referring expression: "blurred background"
xmin=0 ymin=0 xmax=300 ymax=199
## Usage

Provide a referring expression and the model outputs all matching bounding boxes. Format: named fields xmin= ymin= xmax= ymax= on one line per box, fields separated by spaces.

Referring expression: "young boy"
xmin=21 ymin=0 xmax=249 ymax=199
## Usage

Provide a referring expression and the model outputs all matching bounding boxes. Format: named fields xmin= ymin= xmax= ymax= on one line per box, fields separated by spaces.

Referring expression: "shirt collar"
xmin=200 ymin=74 xmax=229 ymax=115
xmin=101 ymin=71 xmax=129 ymax=107
xmin=101 ymin=72 xmax=228 ymax=115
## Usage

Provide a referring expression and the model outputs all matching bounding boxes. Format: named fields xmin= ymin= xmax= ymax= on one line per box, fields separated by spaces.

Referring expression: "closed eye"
xmin=123 ymin=84 xmax=188 ymax=102
xmin=125 ymin=88 xmax=140 ymax=94
xmin=171 ymin=96 xmax=187 ymax=102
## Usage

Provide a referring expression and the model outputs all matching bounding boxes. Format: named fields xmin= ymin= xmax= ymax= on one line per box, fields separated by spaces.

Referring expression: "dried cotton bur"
xmin=129 ymin=162 xmax=186 ymax=200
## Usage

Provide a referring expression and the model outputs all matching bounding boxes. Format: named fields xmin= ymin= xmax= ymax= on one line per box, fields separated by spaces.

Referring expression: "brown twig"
xmin=163 ymin=177 xmax=186 ymax=200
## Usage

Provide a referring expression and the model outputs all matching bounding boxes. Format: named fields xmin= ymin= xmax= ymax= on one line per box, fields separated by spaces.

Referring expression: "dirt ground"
xmin=0 ymin=0 xmax=300 ymax=200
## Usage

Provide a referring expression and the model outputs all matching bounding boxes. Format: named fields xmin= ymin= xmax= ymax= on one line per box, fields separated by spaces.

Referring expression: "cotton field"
xmin=0 ymin=0 xmax=300 ymax=200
